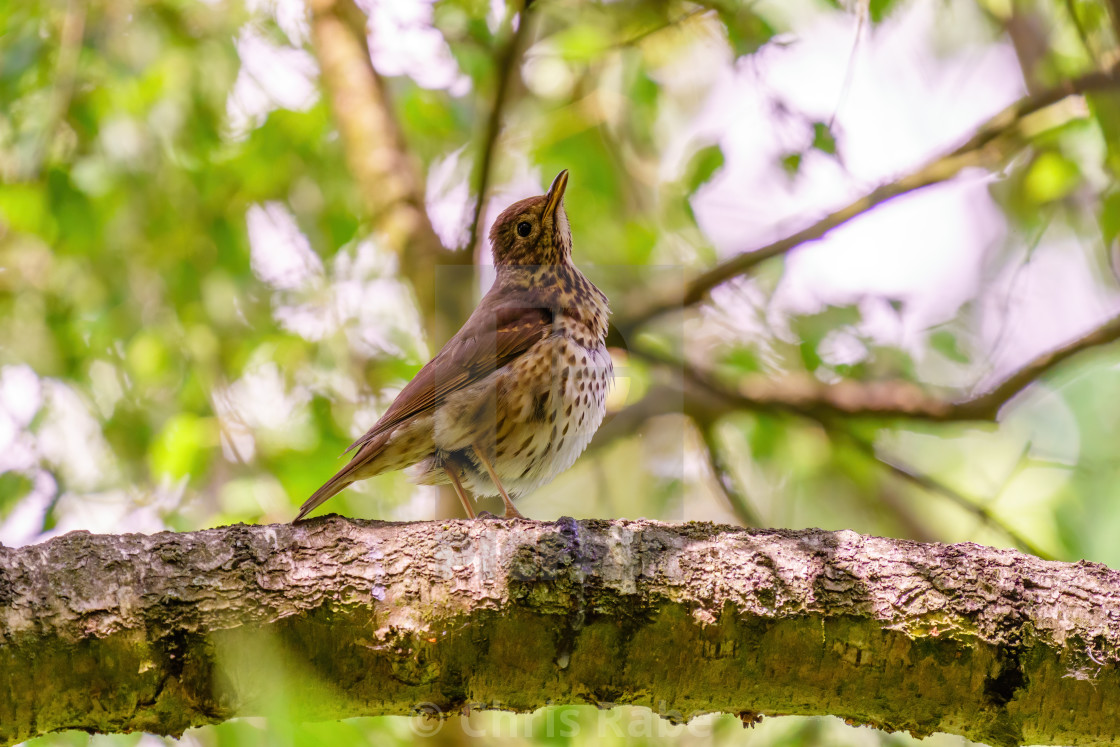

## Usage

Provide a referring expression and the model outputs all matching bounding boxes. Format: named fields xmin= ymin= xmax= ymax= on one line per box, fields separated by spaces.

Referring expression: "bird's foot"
xmin=474 ymin=509 xmax=525 ymax=520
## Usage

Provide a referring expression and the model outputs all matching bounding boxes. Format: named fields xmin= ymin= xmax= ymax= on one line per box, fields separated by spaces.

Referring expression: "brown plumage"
xmin=295 ymin=170 xmax=612 ymax=521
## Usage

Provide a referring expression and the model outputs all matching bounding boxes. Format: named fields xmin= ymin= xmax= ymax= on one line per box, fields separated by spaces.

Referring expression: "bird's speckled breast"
xmin=417 ymin=311 xmax=613 ymax=499
xmin=481 ymin=323 xmax=613 ymax=498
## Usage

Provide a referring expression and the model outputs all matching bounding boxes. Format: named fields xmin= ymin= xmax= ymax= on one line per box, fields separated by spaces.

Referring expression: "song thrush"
xmin=295 ymin=170 xmax=612 ymax=521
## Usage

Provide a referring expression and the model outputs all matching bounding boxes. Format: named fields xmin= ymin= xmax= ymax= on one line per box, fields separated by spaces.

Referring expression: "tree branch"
xmin=3 ymin=518 xmax=1119 ymax=745
xmin=817 ymin=420 xmax=1053 ymax=559
xmin=611 ymin=310 xmax=1120 ymax=428
xmin=307 ymin=0 xmax=450 ymax=321
xmin=617 ymin=66 xmax=1120 ymax=331
xmin=957 ymin=312 xmax=1120 ymax=419
xmin=463 ymin=3 xmax=534 ymax=254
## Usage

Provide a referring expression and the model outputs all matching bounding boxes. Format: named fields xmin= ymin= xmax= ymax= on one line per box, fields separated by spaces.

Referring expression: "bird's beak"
xmin=544 ymin=169 xmax=568 ymax=218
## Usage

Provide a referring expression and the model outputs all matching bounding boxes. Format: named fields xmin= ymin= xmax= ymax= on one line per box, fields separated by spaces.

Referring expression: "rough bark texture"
xmin=1 ymin=518 xmax=1118 ymax=746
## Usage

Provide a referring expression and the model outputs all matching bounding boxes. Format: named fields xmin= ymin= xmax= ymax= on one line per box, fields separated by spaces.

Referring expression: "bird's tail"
xmin=294 ymin=431 xmax=393 ymax=522
xmin=293 ymin=469 xmax=355 ymax=522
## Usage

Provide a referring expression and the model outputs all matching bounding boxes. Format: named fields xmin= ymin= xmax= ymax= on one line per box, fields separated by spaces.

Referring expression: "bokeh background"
xmin=4 ymin=0 xmax=1120 ymax=744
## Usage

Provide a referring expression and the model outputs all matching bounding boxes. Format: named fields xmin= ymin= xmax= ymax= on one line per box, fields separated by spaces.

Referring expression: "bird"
xmin=294 ymin=170 xmax=612 ymax=521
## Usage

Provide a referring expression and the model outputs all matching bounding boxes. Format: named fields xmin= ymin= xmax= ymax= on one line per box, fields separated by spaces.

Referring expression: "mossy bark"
xmin=1 ymin=517 xmax=1118 ymax=746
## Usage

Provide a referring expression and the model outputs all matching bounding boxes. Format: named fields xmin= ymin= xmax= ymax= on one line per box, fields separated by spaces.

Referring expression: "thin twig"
xmin=620 ymin=147 xmax=999 ymax=330
xmin=464 ymin=4 xmax=534 ymax=254
xmin=698 ymin=423 xmax=761 ymax=527
xmin=958 ymin=312 xmax=1120 ymax=419
xmin=611 ymin=7 xmax=707 ymax=50
xmin=969 ymin=217 xmax=1050 ymax=393
xmin=820 ymin=421 xmax=1054 ymax=560
xmin=463 ymin=4 xmax=706 ymax=254
xmin=617 ymin=66 xmax=1120 ymax=331
xmin=946 ymin=67 xmax=1120 ymax=155
xmin=24 ymin=0 xmax=86 ymax=179
xmin=828 ymin=1 xmax=866 ymax=130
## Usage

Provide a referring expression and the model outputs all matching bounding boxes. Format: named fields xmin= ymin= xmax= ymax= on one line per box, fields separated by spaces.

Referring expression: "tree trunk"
xmin=1 ymin=517 xmax=1117 ymax=746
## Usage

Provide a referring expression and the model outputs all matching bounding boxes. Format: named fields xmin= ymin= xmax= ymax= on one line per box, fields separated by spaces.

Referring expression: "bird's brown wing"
xmin=294 ymin=303 xmax=553 ymax=521
xmin=347 ymin=303 xmax=553 ymax=452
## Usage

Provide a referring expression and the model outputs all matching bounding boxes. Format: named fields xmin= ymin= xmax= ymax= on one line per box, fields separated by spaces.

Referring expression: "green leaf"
xmin=0 ymin=184 xmax=50 ymax=235
xmin=746 ymin=414 xmax=783 ymax=460
xmin=399 ymin=88 xmax=459 ymax=157
xmin=716 ymin=5 xmax=778 ymax=57
xmin=684 ymin=144 xmax=725 ymax=193
xmin=126 ymin=331 xmax=171 ymax=383
xmin=149 ymin=413 xmax=218 ymax=480
xmin=869 ymin=0 xmax=900 ymax=22
xmin=780 ymin=151 xmax=803 ymax=176
xmin=1100 ymin=190 xmax=1120 ymax=244
xmin=0 ymin=472 xmax=33 ymax=516
xmin=930 ymin=329 xmax=970 ymax=364
xmin=719 ymin=347 xmax=762 ymax=376
xmin=811 ymin=122 xmax=837 ymax=156
xmin=1023 ymin=151 xmax=1081 ymax=203
xmin=551 ymin=25 xmax=612 ymax=61
xmin=623 ymin=220 xmax=657 ymax=264
xmin=791 ymin=305 xmax=862 ymax=373
xmin=1088 ymin=90 xmax=1120 ymax=177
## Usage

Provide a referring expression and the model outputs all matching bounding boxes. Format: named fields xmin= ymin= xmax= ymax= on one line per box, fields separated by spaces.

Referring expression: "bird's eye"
xmin=516 ymin=221 xmax=532 ymax=237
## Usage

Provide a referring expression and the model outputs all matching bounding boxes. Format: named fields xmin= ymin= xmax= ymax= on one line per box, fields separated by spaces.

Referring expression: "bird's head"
xmin=488 ymin=170 xmax=572 ymax=267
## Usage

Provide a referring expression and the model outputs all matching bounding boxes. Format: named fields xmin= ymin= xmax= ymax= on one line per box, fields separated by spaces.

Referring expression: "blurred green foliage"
xmin=5 ymin=0 xmax=1120 ymax=744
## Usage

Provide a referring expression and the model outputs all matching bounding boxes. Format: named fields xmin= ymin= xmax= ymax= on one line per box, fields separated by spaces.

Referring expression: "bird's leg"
xmin=444 ymin=461 xmax=476 ymax=519
xmin=472 ymin=443 xmax=524 ymax=519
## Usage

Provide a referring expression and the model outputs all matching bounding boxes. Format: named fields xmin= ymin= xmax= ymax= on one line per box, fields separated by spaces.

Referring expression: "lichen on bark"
xmin=1 ymin=517 xmax=1119 ymax=746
